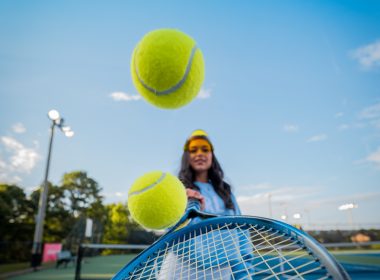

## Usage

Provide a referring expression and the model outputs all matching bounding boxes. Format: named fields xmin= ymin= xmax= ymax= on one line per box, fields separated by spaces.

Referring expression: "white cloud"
xmin=197 ymin=88 xmax=211 ymax=99
xmin=366 ymin=147 xmax=380 ymax=168
xmin=237 ymin=184 xmax=320 ymax=200
xmin=0 ymin=136 xmax=40 ymax=176
xmin=307 ymin=134 xmax=327 ymax=143
xmin=109 ymin=92 xmax=141 ymax=102
xmin=371 ymin=119 xmax=380 ymax=129
xmin=115 ymin=192 xmax=125 ymax=197
xmin=0 ymin=154 xmax=24 ymax=184
xmin=309 ymin=191 xmax=380 ymax=208
xmin=0 ymin=157 xmax=6 ymax=169
xmin=333 ymin=103 xmax=380 ymax=133
xmin=0 ymin=173 xmax=22 ymax=184
xmin=236 ymin=181 xmax=380 ymax=227
xmin=357 ymin=103 xmax=380 ymax=132
xmin=101 ymin=191 xmax=128 ymax=204
xmin=351 ymin=40 xmax=380 ymax=69
xmin=12 ymin=123 xmax=26 ymax=134
xmin=26 ymin=185 xmax=40 ymax=192
xmin=338 ymin=124 xmax=349 ymax=131
xmin=102 ymin=191 xmax=127 ymax=199
xmin=283 ymin=124 xmax=299 ymax=133
xmin=359 ymin=103 xmax=380 ymax=120
xmin=335 ymin=112 xmax=344 ymax=118
xmin=236 ymin=185 xmax=321 ymax=217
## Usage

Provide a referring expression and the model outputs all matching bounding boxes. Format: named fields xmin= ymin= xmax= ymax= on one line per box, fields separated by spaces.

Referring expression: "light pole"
xmin=279 ymin=202 xmax=288 ymax=222
xmin=293 ymin=213 xmax=302 ymax=229
xmin=31 ymin=110 xmax=74 ymax=269
xmin=338 ymin=203 xmax=358 ymax=229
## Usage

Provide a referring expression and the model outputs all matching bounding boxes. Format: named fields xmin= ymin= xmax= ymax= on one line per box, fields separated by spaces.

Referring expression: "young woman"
xmin=178 ymin=129 xmax=241 ymax=217
xmin=159 ymin=129 xmax=254 ymax=279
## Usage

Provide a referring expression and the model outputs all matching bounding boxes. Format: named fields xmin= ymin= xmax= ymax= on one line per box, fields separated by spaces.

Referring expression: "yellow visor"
xmin=188 ymin=139 xmax=212 ymax=154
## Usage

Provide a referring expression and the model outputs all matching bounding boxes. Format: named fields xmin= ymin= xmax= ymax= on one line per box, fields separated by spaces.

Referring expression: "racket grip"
xmin=187 ymin=198 xmax=201 ymax=211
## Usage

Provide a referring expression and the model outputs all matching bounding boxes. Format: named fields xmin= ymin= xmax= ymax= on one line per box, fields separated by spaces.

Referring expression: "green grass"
xmin=0 ymin=261 xmax=54 ymax=275
xmin=0 ymin=262 xmax=30 ymax=274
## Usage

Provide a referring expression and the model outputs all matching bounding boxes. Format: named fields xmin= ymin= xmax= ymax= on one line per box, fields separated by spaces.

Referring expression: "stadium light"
xmin=293 ymin=213 xmax=302 ymax=219
xmin=31 ymin=110 xmax=74 ymax=269
xmin=338 ymin=203 xmax=358 ymax=211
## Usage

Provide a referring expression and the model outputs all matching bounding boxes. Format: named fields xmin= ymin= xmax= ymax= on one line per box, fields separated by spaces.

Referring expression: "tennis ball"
xmin=131 ymin=29 xmax=205 ymax=109
xmin=128 ymin=171 xmax=187 ymax=230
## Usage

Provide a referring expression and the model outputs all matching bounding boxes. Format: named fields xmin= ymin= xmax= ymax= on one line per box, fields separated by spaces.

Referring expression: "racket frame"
xmin=113 ymin=211 xmax=350 ymax=279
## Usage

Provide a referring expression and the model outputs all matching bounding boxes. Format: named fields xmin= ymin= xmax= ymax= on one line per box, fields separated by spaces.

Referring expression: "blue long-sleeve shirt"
xmin=194 ymin=181 xmax=241 ymax=215
xmin=157 ymin=181 xmax=254 ymax=279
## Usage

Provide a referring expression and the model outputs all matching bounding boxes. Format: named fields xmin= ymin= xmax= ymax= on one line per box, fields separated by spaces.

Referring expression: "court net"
xmin=75 ymin=244 xmax=148 ymax=280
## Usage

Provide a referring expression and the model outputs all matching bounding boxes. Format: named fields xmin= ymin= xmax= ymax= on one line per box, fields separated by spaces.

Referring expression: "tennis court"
xmin=9 ymin=250 xmax=380 ymax=280
xmin=8 ymin=255 xmax=135 ymax=280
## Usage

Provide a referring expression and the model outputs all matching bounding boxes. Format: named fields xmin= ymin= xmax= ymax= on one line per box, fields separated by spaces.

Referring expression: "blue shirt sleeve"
xmin=193 ymin=181 xmax=241 ymax=216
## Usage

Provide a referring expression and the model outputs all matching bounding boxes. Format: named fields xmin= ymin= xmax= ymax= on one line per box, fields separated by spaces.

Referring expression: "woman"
xmin=179 ymin=129 xmax=241 ymax=216
xmin=158 ymin=130 xmax=254 ymax=279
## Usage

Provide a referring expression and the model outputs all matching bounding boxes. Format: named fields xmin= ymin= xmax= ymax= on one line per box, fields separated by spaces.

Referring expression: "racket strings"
xmin=248 ymin=225 xmax=303 ymax=279
xmin=124 ymin=222 xmax=330 ymax=279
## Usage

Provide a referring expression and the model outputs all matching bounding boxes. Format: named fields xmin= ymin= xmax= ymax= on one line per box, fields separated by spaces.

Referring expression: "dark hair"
xmin=179 ymin=137 xmax=234 ymax=210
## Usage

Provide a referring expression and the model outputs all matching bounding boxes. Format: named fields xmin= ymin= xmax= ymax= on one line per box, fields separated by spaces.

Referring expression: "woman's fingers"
xmin=186 ymin=189 xmax=206 ymax=210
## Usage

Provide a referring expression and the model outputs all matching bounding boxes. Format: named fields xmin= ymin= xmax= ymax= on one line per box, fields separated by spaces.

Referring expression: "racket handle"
xmin=187 ymin=198 xmax=201 ymax=211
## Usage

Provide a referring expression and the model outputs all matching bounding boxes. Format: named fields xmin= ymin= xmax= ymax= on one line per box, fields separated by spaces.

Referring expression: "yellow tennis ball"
xmin=131 ymin=29 xmax=205 ymax=109
xmin=128 ymin=171 xmax=187 ymax=230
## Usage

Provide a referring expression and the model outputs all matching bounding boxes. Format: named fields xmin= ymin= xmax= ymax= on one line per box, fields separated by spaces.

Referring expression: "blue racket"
xmin=113 ymin=199 xmax=350 ymax=279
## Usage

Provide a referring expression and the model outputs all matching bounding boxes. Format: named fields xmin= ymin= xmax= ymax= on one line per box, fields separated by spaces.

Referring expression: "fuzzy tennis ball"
xmin=131 ymin=29 xmax=205 ymax=109
xmin=128 ymin=171 xmax=187 ymax=230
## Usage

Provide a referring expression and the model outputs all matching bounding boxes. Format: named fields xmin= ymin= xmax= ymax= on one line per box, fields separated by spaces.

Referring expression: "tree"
xmin=0 ymin=184 xmax=34 ymax=225
xmin=58 ymin=171 xmax=106 ymax=250
xmin=102 ymin=202 xmax=158 ymax=246
xmin=30 ymin=182 xmax=73 ymax=243
xmin=61 ymin=171 xmax=104 ymax=219
xmin=0 ymin=184 xmax=34 ymax=262
xmin=103 ymin=203 xmax=130 ymax=244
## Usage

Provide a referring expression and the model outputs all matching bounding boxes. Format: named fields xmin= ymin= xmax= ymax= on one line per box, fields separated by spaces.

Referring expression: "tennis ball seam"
xmin=128 ymin=172 xmax=166 ymax=197
xmin=133 ymin=45 xmax=198 ymax=96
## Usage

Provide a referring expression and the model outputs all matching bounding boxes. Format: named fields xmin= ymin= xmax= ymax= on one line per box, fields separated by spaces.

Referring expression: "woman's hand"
xmin=186 ymin=188 xmax=205 ymax=210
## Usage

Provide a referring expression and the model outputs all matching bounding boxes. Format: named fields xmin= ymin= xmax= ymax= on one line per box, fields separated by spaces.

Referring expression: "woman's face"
xmin=188 ymin=139 xmax=213 ymax=173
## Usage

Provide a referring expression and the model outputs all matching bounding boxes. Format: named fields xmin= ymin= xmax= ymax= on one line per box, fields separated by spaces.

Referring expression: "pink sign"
xmin=42 ymin=243 xmax=62 ymax=263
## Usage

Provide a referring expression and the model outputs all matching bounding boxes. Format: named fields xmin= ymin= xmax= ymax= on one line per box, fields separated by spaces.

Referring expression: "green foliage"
xmin=0 ymin=184 xmax=34 ymax=225
xmin=102 ymin=202 xmax=159 ymax=247
xmin=56 ymin=171 xmax=106 ymax=250
xmin=0 ymin=184 xmax=35 ymax=263
xmin=0 ymin=171 xmax=158 ymax=263
xmin=30 ymin=182 xmax=74 ymax=243
xmin=61 ymin=171 xmax=104 ymax=219
xmin=101 ymin=202 xmax=153 ymax=255
xmin=103 ymin=203 xmax=131 ymax=244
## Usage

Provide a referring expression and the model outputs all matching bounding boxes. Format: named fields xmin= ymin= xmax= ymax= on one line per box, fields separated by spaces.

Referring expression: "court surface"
xmin=9 ymin=251 xmax=380 ymax=280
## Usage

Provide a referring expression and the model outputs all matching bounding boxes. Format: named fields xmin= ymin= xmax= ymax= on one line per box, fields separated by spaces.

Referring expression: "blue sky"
xmin=1 ymin=0 xmax=379 ymax=230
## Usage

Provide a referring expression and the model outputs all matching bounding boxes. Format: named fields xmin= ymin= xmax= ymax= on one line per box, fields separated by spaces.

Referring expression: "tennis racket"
xmin=113 ymin=199 xmax=350 ymax=279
